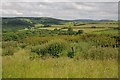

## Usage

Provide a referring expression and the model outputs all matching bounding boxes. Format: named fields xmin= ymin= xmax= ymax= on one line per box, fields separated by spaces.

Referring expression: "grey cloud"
xmin=2 ymin=2 xmax=118 ymax=20
xmin=2 ymin=0 xmax=119 ymax=2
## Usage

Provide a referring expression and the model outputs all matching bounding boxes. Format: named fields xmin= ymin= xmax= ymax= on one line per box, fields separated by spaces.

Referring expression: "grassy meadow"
xmin=2 ymin=18 xmax=119 ymax=78
xmin=3 ymin=51 xmax=118 ymax=78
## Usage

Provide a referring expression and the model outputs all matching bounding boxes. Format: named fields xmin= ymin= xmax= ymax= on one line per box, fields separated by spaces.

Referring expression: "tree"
xmin=65 ymin=22 xmax=74 ymax=35
xmin=67 ymin=27 xmax=75 ymax=35
xmin=65 ymin=22 xmax=74 ymax=28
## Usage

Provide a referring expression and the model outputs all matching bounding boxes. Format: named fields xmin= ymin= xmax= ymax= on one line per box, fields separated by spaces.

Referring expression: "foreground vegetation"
xmin=2 ymin=17 xmax=119 ymax=78
xmin=3 ymin=50 xmax=118 ymax=78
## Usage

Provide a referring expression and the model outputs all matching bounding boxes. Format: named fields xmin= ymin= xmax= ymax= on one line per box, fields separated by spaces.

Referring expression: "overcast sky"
xmin=1 ymin=2 xmax=118 ymax=20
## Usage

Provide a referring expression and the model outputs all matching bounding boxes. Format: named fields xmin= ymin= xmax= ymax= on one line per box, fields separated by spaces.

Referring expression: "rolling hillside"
xmin=2 ymin=17 xmax=118 ymax=31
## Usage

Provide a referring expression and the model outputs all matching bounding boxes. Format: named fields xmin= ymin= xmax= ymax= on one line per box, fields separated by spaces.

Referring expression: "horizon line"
xmin=1 ymin=16 xmax=118 ymax=21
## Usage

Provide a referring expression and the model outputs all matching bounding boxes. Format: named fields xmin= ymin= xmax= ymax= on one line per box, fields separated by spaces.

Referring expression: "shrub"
xmin=67 ymin=27 xmax=73 ymax=33
xmin=77 ymin=30 xmax=83 ymax=34
xmin=47 ymin=40 xmax=67 ymax=57
xmin=88 ymin=47 xmax=118 ymax=60
xmin=21 ymin=36 xmax=49 ymax=46
xmin=44 ymin=24 xmax=51 ymax=27
xmin=67 ymin=27 xmax=77 ymax=35
xmin=72 ymin=42 xmax=92 ymax=59
xmin=31 ymin=44 xmax=48 ymax=56
xmin=3 ymin=32 xmax=19 ymax=41
xmin=31 ymin=39 xmax=68 ymax=57
xmin=54 ymin=28 xmax=58 ymax=31
xmin=2 ymin=47 xmax=18 ymax=56
xmin=2 ymin=41 xmax=18 ymax=48
xmin=2 ymin=41 xmax=19 ymax=56
xmin=91 ymin=26 xmax=96 ymax=28
xmin=61 ymin=27 xmax=68 ymax=29
xmin=19 ymin=43 xmax=28 ymax=48
xmin=67 ymin=47 xmax=75 ymax=58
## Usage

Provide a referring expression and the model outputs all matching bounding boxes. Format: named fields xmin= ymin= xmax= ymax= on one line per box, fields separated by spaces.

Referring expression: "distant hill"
xmin=27 ymin=17 xmax=70 ymax=25
xmin=2 ymin=17 xmax=116 ymax=30
xmin=2 ymin=17 xmax=34 ymax=30
xmin=2 ymin=17 xmax=114 ymax=25
xmin=2 ymin=17 xmax=69 ymax=25
xmin=73 ymin=19 xmax=114 ymax=22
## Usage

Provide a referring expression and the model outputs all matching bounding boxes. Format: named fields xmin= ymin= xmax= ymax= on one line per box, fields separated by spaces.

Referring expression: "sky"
xmin=1 ymin=1 xmax=118 ymax=20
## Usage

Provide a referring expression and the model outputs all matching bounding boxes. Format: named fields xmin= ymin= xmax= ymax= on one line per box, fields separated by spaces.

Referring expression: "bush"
xmin=2 ymin=47 xmax=18 ymax=56
xmin=3 ymin=32 xmax=19 ymax=41
xmin=54 ymin=28 xmax=58 ymax=31
xmin=88 ymin=47 xmax=118 ymax=60
xmin=61 ymin=27 xmax=68 ymax=29
xmin=91 ymin=26 xmax=96 ymax=28
xmin=75 ymin=46 xmax=118 ymax=60
xmin=72 ymin=42 xmax=92 ymax=59
xmin=31 ymin=44 xmax=48 ymax=56
xmin=31 ymin=39 xmax=68 ymax=57
xmin=2 ymin=41 xmax=19 ymax=56
xmin=77 ymin=30 xmax=83 ymax=34
xmin=47 ymin=40 xmax=67 ymax=57
xmin=67 ymin=27 xmax=76 ymax=35
xmin=19 ymin=43 xmax=27 ymax=48
xmin=2 ymin=41 xmax=18 ymax=48
xmin=67 ymin=47 xmax=75 ymax=58
xmin=67 ymin=27 xmax=73 ymax=34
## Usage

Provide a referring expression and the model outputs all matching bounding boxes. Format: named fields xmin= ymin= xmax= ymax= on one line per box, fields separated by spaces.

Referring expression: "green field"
xmin=2 ymin=18 xmax=119 ymax=78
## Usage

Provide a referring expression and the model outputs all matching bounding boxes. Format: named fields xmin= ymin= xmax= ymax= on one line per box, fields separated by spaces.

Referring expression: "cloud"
xmin=2 ymin=2 xmax=118 ymax=20
xmin=2 ymin=0 xmax=119 ymax=2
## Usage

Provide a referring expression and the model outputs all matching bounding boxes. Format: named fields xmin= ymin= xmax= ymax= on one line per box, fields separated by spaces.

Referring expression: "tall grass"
xmin=2 ymin=49 xmax=118 ymax=78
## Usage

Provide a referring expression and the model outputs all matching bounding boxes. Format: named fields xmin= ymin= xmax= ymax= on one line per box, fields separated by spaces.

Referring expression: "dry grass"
xmin=2 ymin=49 xmax=118 ymax=78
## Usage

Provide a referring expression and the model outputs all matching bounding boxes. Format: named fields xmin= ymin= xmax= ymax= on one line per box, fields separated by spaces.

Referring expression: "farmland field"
xmin=1 ymin=17 xmax=119 ymax=78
